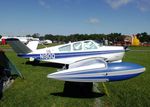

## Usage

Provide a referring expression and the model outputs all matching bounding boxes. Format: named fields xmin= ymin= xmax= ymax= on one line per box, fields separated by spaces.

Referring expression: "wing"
xmin=47 ymin=58 xmax=108 ymax=82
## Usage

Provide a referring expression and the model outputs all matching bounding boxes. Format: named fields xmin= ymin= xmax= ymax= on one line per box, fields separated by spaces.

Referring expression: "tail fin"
xmin=6 ymin=38 xmax=32 ymax=54
xmin=26 ymin=40 xmax=39 ymax=51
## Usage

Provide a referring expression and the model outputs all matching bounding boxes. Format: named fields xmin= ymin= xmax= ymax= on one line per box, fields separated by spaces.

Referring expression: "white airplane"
xmin=6 ymin=39 xmax=125 ymax=64
xmin=6 ymin=38 xmax=145 ymax=83
xmin=1 ymin=36 xmax=39 ymax=44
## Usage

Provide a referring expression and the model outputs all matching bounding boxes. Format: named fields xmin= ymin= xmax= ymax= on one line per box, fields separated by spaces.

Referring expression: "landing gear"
xmin=26 ymin=59 xmax=40 ymax=65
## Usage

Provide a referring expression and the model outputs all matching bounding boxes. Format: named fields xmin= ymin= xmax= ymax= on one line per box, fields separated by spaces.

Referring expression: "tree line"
xmin=27 ymin=32 xmax=150 ymax=43
xmin=1 ymin=32 xmax=150 ymax=43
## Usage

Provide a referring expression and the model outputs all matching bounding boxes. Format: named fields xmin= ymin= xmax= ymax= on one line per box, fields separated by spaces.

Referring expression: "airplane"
xmin=6 ymin=38 xmax=126 ymax=65
xmin=6 ymin=38 xmax=145 ymax=83
xmin=0 ymin=36 xmax=39 ymax=44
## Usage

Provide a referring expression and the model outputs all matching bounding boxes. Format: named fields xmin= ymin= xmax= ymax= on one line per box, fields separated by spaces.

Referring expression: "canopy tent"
xmin=0 ymin=50 xmax=23 ymax=78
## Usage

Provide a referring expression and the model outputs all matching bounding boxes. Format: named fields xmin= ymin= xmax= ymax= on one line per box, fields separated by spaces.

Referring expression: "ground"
xmin=0 ymin=45 xmax=150 ymax=107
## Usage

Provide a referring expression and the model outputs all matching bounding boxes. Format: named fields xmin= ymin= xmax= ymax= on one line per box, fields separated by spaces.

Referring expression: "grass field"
xmin=104 ymin=46 xmax=150 ymax=107
xmin=0 ymin=45 xmax=150 ymax=107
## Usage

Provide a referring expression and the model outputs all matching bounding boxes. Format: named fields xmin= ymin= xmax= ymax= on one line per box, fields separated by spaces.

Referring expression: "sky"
xmin=0 ymin=0 xmax=150 ymax=36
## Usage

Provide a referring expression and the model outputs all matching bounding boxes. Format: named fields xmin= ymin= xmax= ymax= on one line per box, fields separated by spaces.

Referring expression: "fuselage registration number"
xmin=40 ymin=50 xmax=55 ymax=60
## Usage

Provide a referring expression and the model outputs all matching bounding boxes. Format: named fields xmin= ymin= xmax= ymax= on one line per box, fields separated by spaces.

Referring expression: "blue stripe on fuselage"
xmin=61 ymin=72 xmax=143 ymax=81
xmin=18 ymin=50 xmax=124 ymax=60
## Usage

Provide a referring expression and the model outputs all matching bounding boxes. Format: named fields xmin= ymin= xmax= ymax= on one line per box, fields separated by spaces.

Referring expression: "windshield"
xmin=84 ymin=41 xmax=98 ymax=50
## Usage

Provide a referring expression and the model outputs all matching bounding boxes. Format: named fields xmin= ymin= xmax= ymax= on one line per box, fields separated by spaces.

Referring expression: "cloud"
xmin=105 ymin=0 xmax=150 ymax=12
xmin=38 ymin=0 xmax=50 ymax=9
xmin=136 ymin=0 xmax=150 ymax=12
xmin=87 ymin=18 xmax=100 ymax=25
xmin=106 ymin=0 xmax=133 ymax=9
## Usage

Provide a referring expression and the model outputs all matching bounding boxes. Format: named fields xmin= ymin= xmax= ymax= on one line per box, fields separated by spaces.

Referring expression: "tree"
xmin=0 ymin=35 xmax=2 ymax=39
xmin=26 ymin=34 xmax=32 ymax=37
xmin=138 ymin=32 xmax=150 ymax=43
xmin=32 ymin=33 xmax=40 ymax=38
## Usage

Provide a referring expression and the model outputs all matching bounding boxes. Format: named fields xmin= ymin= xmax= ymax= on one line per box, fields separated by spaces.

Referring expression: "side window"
xmin=73 ymin=42 xmax=82 ymax=51
xmin=59 ymin=45 xmax=71 ymax=52
xmin=84 ymin=41 xmax=97 ymax=50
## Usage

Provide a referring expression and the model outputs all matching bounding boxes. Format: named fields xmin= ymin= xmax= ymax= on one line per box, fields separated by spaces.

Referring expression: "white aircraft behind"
xmin=6 ymin=39 xmax=125 ymax=64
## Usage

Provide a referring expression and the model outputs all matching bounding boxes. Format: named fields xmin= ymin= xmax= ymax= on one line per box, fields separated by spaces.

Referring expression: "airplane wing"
xmin=47 ymin=56 xmax=145 ymax=82
xmin=47 ymin=58 xmax=108 ymax=82
xmin=0 ymin=50 xmax=23 ymax=78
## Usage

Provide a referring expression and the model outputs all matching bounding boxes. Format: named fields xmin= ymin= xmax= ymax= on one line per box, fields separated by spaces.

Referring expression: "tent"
xmin=0 ymin=50 xmax=23 ymax=78
xmin=0 ymin=49 xmax=23 ymax=99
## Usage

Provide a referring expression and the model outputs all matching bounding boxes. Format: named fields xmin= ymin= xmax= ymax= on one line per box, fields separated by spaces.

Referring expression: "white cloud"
xmin=38 ymin=0 xmax=50 ymax=9
xmin=105 ymin=0 xmax=150 ymax=12
xmin=106 ymin=0 xmax=133 ymax=9
xmin=137 ymin=0 xmax=150 ymax=12
xmin=87 ymin=18 xmax=100 ymax=25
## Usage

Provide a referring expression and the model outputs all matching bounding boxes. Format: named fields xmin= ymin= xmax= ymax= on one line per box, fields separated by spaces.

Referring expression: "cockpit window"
xmin=84 ymin=41 xmax=98 ymax=50
xmin=59 ymin=45 xmax=71 ymax=52
xmin=73 ymin=42 xmax=82 ymax=51
xmin=94 ymin=40 xmax=103 ymax=47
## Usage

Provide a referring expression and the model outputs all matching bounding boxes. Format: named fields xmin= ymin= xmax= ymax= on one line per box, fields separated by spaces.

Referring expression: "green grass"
xmin=0 ymin=46 xmax=150 ymax=107
xmin=0 ymin=50 xmax=94 ymax=107
xmin=103 ymin=47 xmax=150 ymax=107
xmin=0 ymin=44 xmax=11 ymax=49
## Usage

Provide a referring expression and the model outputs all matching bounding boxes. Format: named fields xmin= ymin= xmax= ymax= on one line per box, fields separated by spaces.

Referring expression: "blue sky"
xmin=0 ymin=0 xmax=150 ymax=36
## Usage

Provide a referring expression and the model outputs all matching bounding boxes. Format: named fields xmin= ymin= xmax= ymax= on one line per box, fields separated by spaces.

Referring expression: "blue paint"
xmin=18 ymin=50 xmax=124 ymax=60
xmin=62 ymin=72 xmax=143 ymax=81
xmin=107 ymin=62 xmax=144 ymax=72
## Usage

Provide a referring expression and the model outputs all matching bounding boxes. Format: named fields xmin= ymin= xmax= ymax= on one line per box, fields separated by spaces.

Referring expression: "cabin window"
xmin=59 ymin=45 xmax=71 ymax=52
xmin=84 ymin=41 xmax=97 ymax=50
xmin=73 ymin=42 xmax=82 ymax=51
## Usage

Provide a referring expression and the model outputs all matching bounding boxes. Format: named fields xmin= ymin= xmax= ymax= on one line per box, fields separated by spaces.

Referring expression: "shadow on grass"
xmin=51 ymin=92 xmax=105 ymax=98
xmin=51 ymin=82 xmax=105 ymax=98
xmin=26 ymin=62 xmax=106 ymax=98
xmin=25 ymin=61 xmax=65 ymax=68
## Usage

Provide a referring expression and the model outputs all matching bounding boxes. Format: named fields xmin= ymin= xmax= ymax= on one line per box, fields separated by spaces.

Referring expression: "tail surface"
xmin=6 ymin=38 xmax=32 ymax=54
xmin=26 ymin=40 xmax=39 ymax=51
